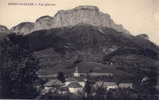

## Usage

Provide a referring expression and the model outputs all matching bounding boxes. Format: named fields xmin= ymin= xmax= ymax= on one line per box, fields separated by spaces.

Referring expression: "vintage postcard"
xmin=0 ymin=0 xmax=159 ymax=99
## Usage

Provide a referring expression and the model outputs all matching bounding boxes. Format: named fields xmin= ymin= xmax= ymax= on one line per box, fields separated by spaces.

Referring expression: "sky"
xmin=0 ymin=0 xmax=159 ymax=45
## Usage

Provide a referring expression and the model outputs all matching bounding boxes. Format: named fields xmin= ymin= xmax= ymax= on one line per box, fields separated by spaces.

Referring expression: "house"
xmin=94 ymin=81 xmax=118 ymax=90
xmin=67 ymin=82 xmax=83 ymax=94
xmin=44 ymin=79 xmax=64 ymax=87
xmin=65 ymin=77 xmax=86 ymax=87
xmin=119 ymin=83 xmax=133 ymax=88
xmin=94 ymin=81 xmax=133 ymax=90
xmin=59 ymin=87 xmax=69 ymax=94
xmin=89 ymin=73 xmax=113 ymax=77
xmin=41 ymin=79 xmax=64 ymax=95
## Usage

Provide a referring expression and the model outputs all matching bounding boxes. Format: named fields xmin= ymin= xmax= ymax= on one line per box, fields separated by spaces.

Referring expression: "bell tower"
xmin=74 ymin=66 xmax=80 ymax=77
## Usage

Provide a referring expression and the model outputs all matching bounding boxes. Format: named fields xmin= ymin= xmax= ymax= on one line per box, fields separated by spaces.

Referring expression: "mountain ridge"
xmin=0 ymin=6 xmax=159 ymax=80
xmin=19 ymin=24 xmax=159 ymax=76
xmin=10 ymin=5 xmax=129 ymax=35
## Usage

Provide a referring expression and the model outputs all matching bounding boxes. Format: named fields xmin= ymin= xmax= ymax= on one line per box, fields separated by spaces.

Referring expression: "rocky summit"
xmin=34 ymin=6 xmax=129 ymax=33
xmin=0 ymin=25 xmax=9 ymax=33
xmin=11 ymin=22 xmax=34 ymax=35
xmin=11 ymin=6 xmax=129 ymax=35
xmin=0 ymin=25 xmax=10 ymax=38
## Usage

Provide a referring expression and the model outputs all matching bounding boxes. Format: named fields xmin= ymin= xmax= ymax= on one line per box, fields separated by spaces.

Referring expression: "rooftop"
xmin=67 ymin=82 xmax=82 ymax=88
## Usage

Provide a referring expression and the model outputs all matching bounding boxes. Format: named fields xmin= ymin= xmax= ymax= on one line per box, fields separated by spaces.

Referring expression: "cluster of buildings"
xmin=39 ymin=66 xmax=133 ymax=95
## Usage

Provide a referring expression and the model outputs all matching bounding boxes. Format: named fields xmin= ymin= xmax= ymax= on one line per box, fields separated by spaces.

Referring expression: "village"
xmin=38 ymin=65 xmax=133 ymax=97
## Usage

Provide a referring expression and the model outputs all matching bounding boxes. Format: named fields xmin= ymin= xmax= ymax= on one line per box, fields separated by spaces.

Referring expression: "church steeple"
xmin=74 ymin=66 xmax=80 ymax=77
xmin=75 ymin=66 xmax=78 ymax=73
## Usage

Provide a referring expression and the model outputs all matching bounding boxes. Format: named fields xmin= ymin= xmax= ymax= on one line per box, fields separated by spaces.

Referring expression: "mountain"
xmin=34 ymin=6 xmax=129 ymax=33
xmin=11 ymin=6 xmax=129 ymax=35
xmin=17 ymin=24 xmax=158 ymax=77
xmin=0 ymin=25 xmax=9 ymax=32
xmin=0 ymin=25 xmax=10 ymax=40
xmin=1 ymin=6 xmax=159 ymax=80
xmin=11 ymin=22 xmax=34 ymax=35
xmin=25 ymin=24 xmax=159 ymax=53
xmin=136 ymin=34 xmax=149 ymax=40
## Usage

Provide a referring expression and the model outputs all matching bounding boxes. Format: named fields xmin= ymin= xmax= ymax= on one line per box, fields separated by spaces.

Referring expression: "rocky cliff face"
xmin=11 ymin=22 xmax=34 ymax=35
xmin=0 ymin=25 xmax=10 ymax=39
xmin=136 ymin=34 xmax=149 ymax=40
xmin=11 ymin=6 xmax=129 ymax=35
xmin=0 ymin=25 xmax=9 ymax=33
xmin=34 ymin=6 xmax=129 ymax=33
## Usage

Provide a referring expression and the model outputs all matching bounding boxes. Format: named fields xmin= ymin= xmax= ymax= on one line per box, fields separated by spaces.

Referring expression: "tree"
xmin=57 ymin=72 xmax=65 ymax=83
xmin=84 ymin=72 xmax=95 ymax=98
xmin=0 ymin=35 xmax=42 ymax=98
xmin=84 ymin=80 xmax=92 ymax=97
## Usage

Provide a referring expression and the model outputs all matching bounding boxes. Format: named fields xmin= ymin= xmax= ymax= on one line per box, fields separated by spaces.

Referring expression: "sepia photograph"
xmin=0 ymin=0 xmax=159 ymax=99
